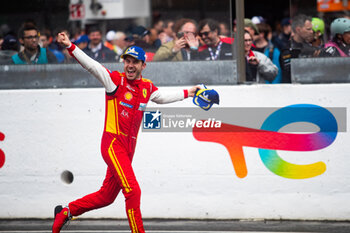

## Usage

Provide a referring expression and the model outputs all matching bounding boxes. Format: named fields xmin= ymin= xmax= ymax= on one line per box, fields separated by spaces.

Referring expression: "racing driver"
xmin=52 ymin=32 xmax=201 ymax=233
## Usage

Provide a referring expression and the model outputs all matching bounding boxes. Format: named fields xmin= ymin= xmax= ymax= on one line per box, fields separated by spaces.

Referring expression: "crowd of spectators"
xmin=0 ymin=14 xmax=349 ymax=83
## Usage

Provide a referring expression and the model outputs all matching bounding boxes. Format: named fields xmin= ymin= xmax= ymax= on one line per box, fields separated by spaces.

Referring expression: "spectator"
xmin=149 ymin=19 xmax=164 ymax=48
xmin=0 ymin=33 xmax=3 ymax=50
xmin=39 ymin=30 xmax=51 ymax=48
xmin=40 ymin=29 xmax=66 ymax=63
xmin=83 ymin=26 xmax=117 ymax=62
xmin=244 ymin=18 xmax=259 ymax=42
xmin=254 ymin=23 xmax=282 ymax=83
xmin=321 ymin=18 xmax=350 ymax=57
xmin=221 ymin=20 xmax=235 ymax=44
xmin=251 ymin=16 xmax=265 ymax=25
xmin=311 ymin=17 xmax=325 ymax=48
xmin=12 ymin=23 xmax=57 ymax=64
xmin=74 ymin=34 xmax=89 ymax=50
xmin=291 ymin=14 xmax=318 ymax=55
xmin=124 ymin=34 xmax=135 ymax=49
xmin=0 ymin=24 xmax=11 ymax=49
xmin=49 ymin=28 xmax=69 ymax=52
xmin=70 ymin=28 xmax=84 ymax=44
xmin=153 ymin=18 xmax=199 ymax=61
xmin=0 ymin=34 xmax=20 ymax=64
xmin=104 ymin=30 xmax=116 ymax=51
xmin=131 ymin=26 xmax=152 ymax=45
xmin=197 ymin=18 xmax=233 ymax=61
xmin=112 ymin=31 xmax=127 ymax=58
xmin=244 ymin=30 xmax=278 ymax=83
xmin=130 ymin=25 xmax=157 ymax=62
xmin=158 ymin=19 xmax=175 ymax=44
xmin=272 ymin=17 xmax=291 ymax=51
xmin=279 ymin=14 xmax=320 ymax=83
xmin=219 ymin=21 xmax=230 ymax=38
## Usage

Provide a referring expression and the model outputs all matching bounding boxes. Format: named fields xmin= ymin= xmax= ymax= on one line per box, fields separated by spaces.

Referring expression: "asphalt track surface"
xmin=1 ymin=219 xmax=350 ymax=233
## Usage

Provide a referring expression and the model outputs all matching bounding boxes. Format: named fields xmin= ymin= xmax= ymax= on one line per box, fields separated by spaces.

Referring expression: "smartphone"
xmin=176 ymin=32 xmax=184 ymax=38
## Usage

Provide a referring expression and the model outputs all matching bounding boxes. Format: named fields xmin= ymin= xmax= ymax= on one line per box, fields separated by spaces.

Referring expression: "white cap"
xmin=106 ymin=30 xmax=116 ymax=41
xmin=252 ymin=16 xmax=264 ymax=25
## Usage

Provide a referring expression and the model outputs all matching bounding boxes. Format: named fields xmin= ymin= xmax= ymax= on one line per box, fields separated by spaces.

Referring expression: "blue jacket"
xmin=12 ymin=47 xmax=48 ymax=64
xmin=263 ymin=43 xmax=282 ymax=84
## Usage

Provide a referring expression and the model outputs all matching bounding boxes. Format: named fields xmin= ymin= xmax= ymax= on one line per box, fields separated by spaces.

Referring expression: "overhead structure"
xmin=317 ymin=0 xmax=350 ymax=12
xmin=69 ymin=0 xmax=150 ymax=20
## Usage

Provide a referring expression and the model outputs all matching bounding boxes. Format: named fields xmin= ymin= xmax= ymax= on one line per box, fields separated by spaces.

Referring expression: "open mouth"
xmin=127 ymin=69 xmax=136 ymax=77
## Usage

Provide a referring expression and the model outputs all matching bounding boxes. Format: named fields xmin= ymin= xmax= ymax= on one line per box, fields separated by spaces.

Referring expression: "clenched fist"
xmin=57 ymin=32 xmax=72 ymax=48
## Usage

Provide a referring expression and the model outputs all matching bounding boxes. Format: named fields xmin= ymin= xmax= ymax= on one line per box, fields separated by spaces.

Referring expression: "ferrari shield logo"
xmin=143 ymin=88 xmax=147 ymax=98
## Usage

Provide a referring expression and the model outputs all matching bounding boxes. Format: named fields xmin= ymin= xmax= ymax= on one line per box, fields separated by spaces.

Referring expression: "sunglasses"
xmin=199 ymin=31 xmax=211 ymax=37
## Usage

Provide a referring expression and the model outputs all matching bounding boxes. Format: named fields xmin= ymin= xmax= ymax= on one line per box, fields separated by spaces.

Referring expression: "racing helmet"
xmin=330 ymin=18 xmax=350 ymax=37
xmin=312 ymin=17 xmax=325 ymax=35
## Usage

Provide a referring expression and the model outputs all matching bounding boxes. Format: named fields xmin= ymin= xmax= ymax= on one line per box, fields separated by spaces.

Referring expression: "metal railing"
xmin=0 ymin=60 xmax=237 ymax=89
xmin=291 ymin=57 xmax=350 ymax=84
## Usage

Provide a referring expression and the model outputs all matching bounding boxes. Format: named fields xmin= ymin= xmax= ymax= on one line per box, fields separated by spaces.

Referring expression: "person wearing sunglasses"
xmin=197 ymin=18 xmax=233 ymax=61
xmin=12 ymin=22 xmax=57 ymax=64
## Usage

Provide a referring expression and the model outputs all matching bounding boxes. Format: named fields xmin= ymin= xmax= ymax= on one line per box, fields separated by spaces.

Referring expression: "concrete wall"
xmin=0 ymin=84 xmax=349 ymax=220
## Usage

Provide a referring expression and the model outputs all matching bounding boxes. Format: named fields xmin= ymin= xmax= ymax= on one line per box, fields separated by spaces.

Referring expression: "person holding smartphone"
xmin=153 ymin=18 xmax=199 ymax=61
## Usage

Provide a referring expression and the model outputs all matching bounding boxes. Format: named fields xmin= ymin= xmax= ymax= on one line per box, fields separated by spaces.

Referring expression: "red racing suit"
xmin=65 ymin=44 xmax=189 ymax=233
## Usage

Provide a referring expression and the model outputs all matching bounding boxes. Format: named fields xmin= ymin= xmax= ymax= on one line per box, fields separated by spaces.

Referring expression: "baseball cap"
xmin=75 ymin=35 xmax=89 ymax=44
xmin=281 ymin=18 xmax=291 ymax=26
xmin=252 ymin=16 xmax=265 ymax=25
xmin=131 ymin=26 xmax=150 ymax=38
xmin=121 ymin=46 xmax=146 ymax=62
xmin=193 ymin=85 xmax=220 ymax=111
xmin=2 ymin=34 xmax=19 ymax=51
xmin=124 ymin=34 xmax=134 ymax=42
xmin=244 ymin=18 xmax=259 ymax=35
xmin=106 ymin=30 xmax=116 ymax=41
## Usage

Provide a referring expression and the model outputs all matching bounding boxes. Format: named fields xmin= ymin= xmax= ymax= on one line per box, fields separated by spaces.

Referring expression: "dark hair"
xmin=18 ymin=22 xmax=38 ymax=39
xmin=198 ymin=18 xmax=220 ymax=34
xmin=87 ymin=25 xmax=102 ymax=35
xmin=163 ymin=19 xmax=174 ymax=30
xmin=244 ymin=29 xmax=252 ymax=39
xmin=40 ymin=28 xmax=52 ymax=39
xmin=257 ymin=23 xmax=272 ymax=40
xmin=291 ymin=14 xmax=312 ymax=32
xmin=173 ymin=18 xmax=197 ymax=33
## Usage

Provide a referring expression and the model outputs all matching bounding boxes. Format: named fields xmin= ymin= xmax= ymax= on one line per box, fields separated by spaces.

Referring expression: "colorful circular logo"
xmin=124 ymin=92 xmax=133 ymax=101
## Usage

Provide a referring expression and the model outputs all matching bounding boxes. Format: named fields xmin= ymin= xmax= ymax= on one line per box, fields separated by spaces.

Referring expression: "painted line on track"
xmin=0 ymin=231 xmax=318 ymax=233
